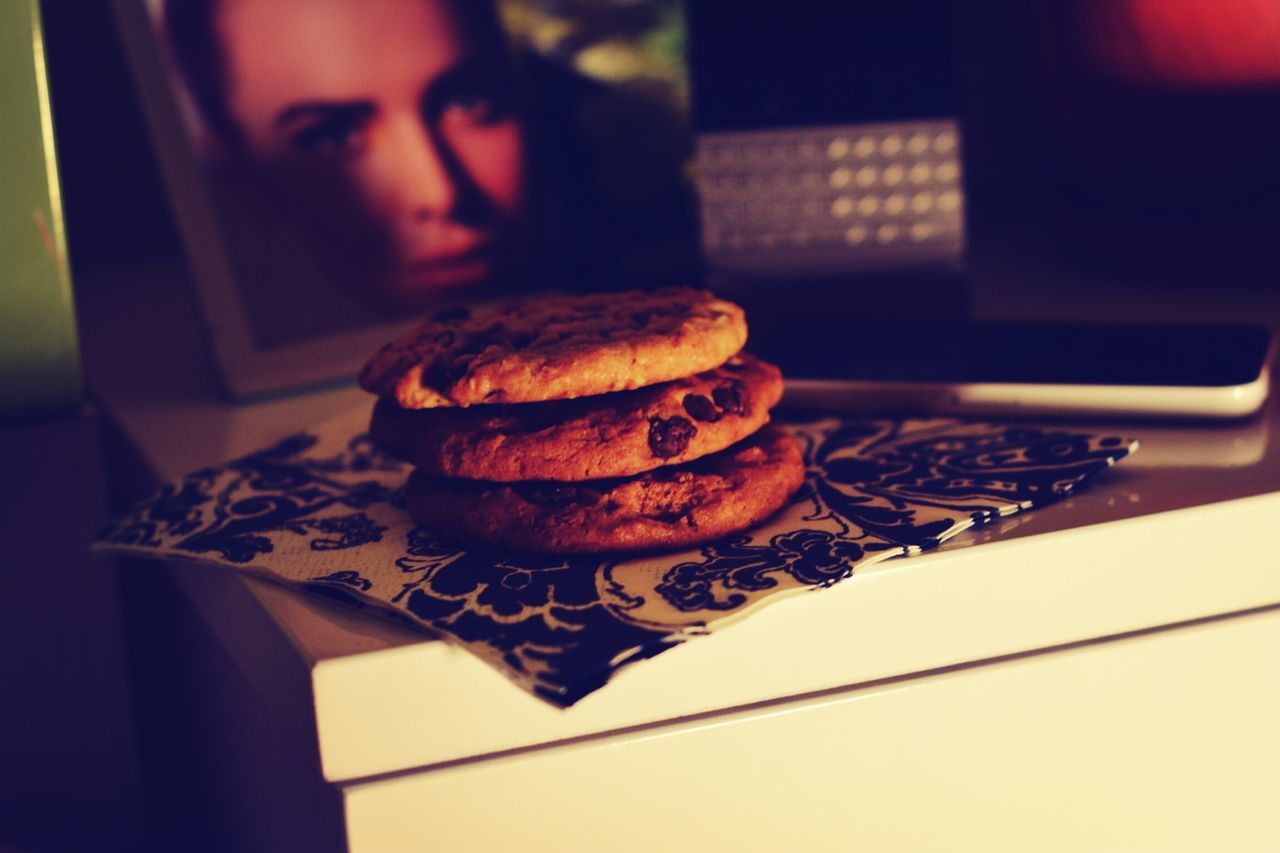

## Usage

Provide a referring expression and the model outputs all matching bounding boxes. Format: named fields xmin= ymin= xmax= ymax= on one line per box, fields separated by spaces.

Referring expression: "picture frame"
xmin=112 ymin=0 xmax=698 ymax=398
xmin=111 ymin=0 xmax=454 ymax=398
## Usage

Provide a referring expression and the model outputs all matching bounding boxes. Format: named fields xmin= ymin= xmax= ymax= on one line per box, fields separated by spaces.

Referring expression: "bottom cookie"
xmin=404 ymin=425 xmax=806 ymax=554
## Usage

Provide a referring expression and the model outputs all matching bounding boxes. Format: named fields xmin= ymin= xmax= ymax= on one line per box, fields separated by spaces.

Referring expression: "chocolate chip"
xmin=648 ymin=415 xmax=697 ymax=458
xmin=460 ymin=333 xmax=500 ymax=354
xmin=521 ymin=485 xmax=600 ymax=508
xmin=507 ymin=329 xmax=537 ymax=349
xmin=432 ymin=306 xmax=471 ymax=324
xmin=630 ymin=311 xmax=652 ymax=329
xmin=712 ymin=380 xmax=749 ymax=416
xmin=648 ymin=506 xmax=693 ymax=524
xmin=425 ymin=357 xmax=470 ymax=389
xmin=682 ymin=393 xmax=722 ymax=422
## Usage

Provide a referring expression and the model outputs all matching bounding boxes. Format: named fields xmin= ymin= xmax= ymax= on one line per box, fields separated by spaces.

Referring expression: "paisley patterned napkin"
xmin=95 ymin=408 xmax=1135 ymax=706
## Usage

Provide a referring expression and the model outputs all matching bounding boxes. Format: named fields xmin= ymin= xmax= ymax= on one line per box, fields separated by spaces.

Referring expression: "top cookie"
xmin=358 ymin=288 xmax=748 ymax=408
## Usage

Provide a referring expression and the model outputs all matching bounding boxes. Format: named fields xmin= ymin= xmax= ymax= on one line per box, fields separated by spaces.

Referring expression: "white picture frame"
xmin=112 ymin=0 xmax=698 ymax=399
xmin=111 ymin=0 xmax=473 ymax=398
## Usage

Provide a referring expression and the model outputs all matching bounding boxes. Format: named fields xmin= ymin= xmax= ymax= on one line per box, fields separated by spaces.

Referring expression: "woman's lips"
xmin=397 ymin=245 xmax=496 ymax=289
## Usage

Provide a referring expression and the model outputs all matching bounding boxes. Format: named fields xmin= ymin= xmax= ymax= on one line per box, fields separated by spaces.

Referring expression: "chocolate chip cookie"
xmin=370 ymin=354 xmax=783 ymax=482
xmin=359 ymin=288 xmax=748 ymax=408
xmin=403 ymin=425 xmax=806 ymax=554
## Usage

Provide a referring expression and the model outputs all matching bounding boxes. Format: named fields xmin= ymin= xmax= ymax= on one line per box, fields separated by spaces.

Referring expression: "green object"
xmin=0 ymin=0 xmax=81 ymax=423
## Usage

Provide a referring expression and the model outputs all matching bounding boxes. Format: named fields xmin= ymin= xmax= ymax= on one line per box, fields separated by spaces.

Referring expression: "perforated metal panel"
xmin=697 ymin=119 xmax=964 ymax=275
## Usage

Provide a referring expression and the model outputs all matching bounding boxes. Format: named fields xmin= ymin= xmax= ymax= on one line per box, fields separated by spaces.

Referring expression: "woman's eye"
xmin=441 ymin=92 xmax=498 ymax=124
xmin=291 ymin=121 xmax=368 ymax=157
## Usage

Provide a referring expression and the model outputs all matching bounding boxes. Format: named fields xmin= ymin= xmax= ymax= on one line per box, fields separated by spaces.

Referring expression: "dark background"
xmin=35 ymin=1 xmax=1064 ymax=280
xmin=42 ymin=1 xmax=1280 ymax=290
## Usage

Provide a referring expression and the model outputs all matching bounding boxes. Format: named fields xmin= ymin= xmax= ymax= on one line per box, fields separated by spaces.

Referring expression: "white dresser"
xmin=82 ymin=258 xmax=1280 ymax=852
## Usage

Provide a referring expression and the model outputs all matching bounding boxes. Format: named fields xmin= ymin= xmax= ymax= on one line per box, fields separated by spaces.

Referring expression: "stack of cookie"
xmin=358 ymin=288 xmax=804 ymax=554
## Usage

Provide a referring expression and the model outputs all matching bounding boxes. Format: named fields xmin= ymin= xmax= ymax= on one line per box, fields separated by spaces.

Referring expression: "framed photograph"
xmin=113 ymin=0 xmax=698 ymax=397
xmin=111 ymin=0 xmax=534 ymax=398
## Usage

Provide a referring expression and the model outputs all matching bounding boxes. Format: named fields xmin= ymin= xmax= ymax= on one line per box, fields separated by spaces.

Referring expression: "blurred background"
xmin=41 ymin=0 xmax=1280 ymax=297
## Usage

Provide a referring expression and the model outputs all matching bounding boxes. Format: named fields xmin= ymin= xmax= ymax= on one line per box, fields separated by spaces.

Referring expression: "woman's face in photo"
xmin=215 ymin=0 xmax=528 ymax=313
